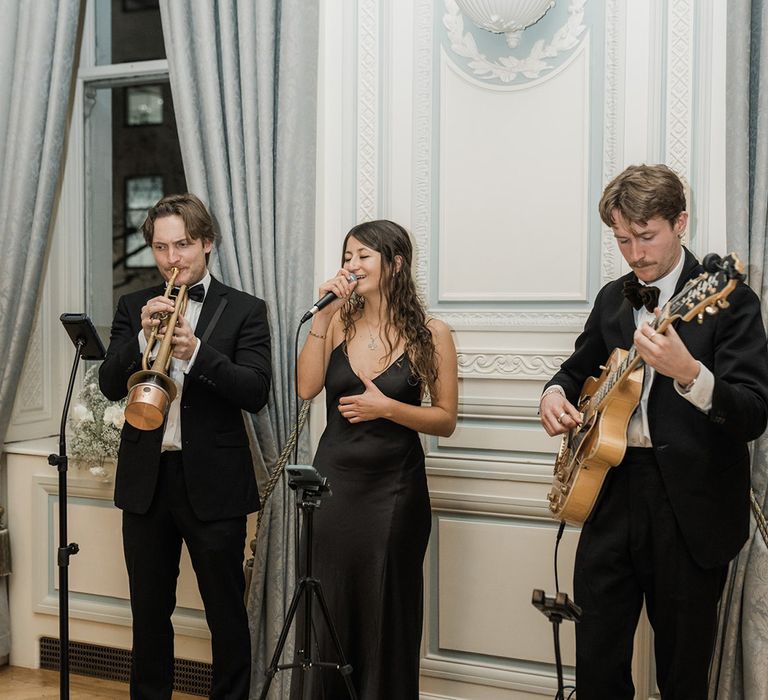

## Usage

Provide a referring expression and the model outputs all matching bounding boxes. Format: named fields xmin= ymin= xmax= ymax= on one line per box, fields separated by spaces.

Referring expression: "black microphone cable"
xmin=554 ymin=520 xmax=566 ymax=593
xmin=292 ymin=318 xmax=310 ymax=669
xmin=552 ymin=520 xmax=570 ymax=700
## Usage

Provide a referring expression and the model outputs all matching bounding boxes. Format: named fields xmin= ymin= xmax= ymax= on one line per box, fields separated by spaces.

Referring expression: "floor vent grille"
xmin=39 ymin=636 xmax=212 ymax=696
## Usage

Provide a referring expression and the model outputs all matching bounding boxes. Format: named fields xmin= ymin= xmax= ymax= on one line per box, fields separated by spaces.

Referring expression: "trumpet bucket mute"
xmin=124 ymin=370 xmax=178 ymax=431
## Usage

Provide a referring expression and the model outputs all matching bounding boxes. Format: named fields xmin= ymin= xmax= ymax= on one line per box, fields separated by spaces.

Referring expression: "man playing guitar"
xmin=539 ymin=164 xmax=768 ymax=699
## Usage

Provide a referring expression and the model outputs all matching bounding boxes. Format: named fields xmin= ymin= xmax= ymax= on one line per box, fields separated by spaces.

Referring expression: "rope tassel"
xmin=0 ymin=506 xmax=11 ymax=577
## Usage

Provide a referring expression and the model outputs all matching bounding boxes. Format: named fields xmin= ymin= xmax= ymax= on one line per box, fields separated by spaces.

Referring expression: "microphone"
xmin=300 ymin=273 xmax=358 ymax=323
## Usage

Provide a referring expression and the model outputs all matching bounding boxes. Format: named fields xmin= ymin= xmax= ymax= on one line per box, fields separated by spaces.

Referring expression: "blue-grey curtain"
xmin=709 ymin=1 xmax=768 ymax=697
xmin=0 ymin=0 xmax=83 ymax=663
xmin=159 ymin=2 xmax=318 ymax=696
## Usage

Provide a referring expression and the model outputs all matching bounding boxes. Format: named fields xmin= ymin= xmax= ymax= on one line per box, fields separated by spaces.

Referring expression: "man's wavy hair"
xmin=340 ymin=220 xmax=439 ymax=399
xmin=142 ymin=193 xmax=218 ymax=253
xmin=599 ymin=164 xmax=686 ymax=228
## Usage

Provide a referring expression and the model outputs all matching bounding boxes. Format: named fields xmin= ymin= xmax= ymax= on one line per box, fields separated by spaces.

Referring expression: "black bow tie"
xmin=623 ymin=279 xmax=660 ymax=312
xmin=186 ymin=283 xmax=205 ymax=303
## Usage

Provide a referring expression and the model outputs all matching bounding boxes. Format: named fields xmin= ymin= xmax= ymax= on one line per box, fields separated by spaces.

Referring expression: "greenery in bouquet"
xmin=68 ymin=365 xmax=125 ymax=478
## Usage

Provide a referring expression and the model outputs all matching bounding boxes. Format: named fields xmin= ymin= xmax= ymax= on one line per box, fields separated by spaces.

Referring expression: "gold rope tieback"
xmin=751 ymin=487 xmax=768 ymax=548
xmin=243 ymin=400 xmax=312 ymax=599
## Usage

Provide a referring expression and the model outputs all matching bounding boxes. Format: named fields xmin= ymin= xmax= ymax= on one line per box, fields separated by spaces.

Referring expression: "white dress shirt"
xmin=137 ymin=271 xmax=210 ymax=451
xmin=545 ymin=251 xmax=715 ymax=446
xmin=626 ymin=251 xmax=714 ymax=447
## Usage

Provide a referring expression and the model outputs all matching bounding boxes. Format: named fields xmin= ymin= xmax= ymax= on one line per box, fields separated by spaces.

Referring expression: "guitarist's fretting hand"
xmin=540 ymin=392 xmax=583 ymax=437
xmin=634 ymin=316 xmax=700 ymax=388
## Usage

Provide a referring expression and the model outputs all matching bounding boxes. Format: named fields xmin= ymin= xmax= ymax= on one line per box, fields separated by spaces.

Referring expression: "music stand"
xmin=258 ymin=465 xmax=357 ymax=700
xmin=48 ymin=313 xmax=106 ymax=700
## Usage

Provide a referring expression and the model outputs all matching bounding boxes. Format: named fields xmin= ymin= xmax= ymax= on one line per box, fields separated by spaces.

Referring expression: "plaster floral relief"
xmin=443 ymin=0 xmax=587 ymax=84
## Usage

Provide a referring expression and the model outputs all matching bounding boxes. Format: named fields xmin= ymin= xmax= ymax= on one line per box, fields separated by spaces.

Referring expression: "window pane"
xmin=126 ymin=85 xmax=164 ymax=125
xmin=126 ymin=175 xmax=164 ymax=209
xmin=125 ymin=176 xmax=163 ymax=268
xmin=95 ymin=0 xmax=166 ymax=66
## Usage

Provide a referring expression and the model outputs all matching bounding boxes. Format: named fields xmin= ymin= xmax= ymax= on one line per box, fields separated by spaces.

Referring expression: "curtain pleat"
xmin=0 ymin=0 xmax=83 ymax=662
xmin=710 ymin=1 xmax=768 ymax=697
xmin=159 ymin=2 xmax=318 ymax=696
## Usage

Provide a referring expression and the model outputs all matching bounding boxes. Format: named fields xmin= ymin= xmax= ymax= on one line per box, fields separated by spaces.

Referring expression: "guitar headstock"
xmin=665 ymin=252 xmax=744 ymax=324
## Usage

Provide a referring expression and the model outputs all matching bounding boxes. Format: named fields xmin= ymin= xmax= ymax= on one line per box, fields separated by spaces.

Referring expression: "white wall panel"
xmin=6 ymin=446 xmax=215 ymax=667
xmin=438 ymin=48 xmax=589 ymax=301
xmin=53 ymin=502 xmax=203 ymax=610
xmin=439 ymin=421 xmax=559 ymax=455
xmin=435 ymin=516 xmax=577 ymax=664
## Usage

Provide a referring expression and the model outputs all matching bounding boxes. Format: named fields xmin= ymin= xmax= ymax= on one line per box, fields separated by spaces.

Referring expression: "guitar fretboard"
xmin=588 ymin=270 xmax=729 ymax=413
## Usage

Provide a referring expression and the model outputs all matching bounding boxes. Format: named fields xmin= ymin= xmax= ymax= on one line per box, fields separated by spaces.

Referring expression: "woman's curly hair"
xmin=339 ymin=220 xmax=439 ymax=399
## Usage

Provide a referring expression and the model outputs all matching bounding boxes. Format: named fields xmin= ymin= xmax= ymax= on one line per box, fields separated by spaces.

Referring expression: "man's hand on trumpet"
xmin=140 ymin=295 xmax=175 ymax=342
xmin=161 ymin=315 xmax=198 ymax=361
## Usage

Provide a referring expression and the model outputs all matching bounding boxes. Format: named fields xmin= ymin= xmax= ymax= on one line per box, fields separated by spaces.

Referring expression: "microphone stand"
xmin=47 ymin=340 xmax=84 ymax=700
xmin=48 ymin=314 xmax=106 ymax=699
xmin=256 ymin=308 xmax=357 ymax=698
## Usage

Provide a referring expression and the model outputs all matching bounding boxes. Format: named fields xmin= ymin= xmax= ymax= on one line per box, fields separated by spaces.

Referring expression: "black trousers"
xmin=574 ymin=448 xmax=727 ymax=700
xmin=122 ymin=451 xmax=251 ymax=700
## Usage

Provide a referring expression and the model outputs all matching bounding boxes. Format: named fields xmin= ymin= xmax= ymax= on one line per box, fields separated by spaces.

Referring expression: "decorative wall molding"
xmin=357 ymin=0 xmax=380 ymax=222
xmin=666 ymin=0 xmax=693 ymax=181
xmin=601 ymin=0 xmax=624 ymax=285
xmin=433 ymin=309 xmax=589 ymax=331
xmin=413 ymin=0 xmax=433 ymax=299
xmin=33 ymin=474 xmax=209 ymax=637
xmin=420 ymin=654 xmax=569 ymax=698
xmin=442 ymin=0 xmax=587 ymax=85
xmin=429 ymin=489 xmax=552 ymax=518
xmin=457 ymin=351 xmax=567 ymax=379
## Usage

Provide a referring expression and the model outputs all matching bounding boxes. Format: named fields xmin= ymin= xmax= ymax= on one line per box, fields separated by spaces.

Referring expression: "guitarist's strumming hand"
xmin=540 ymin=390 xmax=583 ymax=437
xmin=634 ymin=312 xmax=700 ymax=388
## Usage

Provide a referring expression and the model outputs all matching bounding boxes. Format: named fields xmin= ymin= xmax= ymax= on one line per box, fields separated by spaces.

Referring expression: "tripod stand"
xmin=259 ymin=481 xmax=357 ymax=700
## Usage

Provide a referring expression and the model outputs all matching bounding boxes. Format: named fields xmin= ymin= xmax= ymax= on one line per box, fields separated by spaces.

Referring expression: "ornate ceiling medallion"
xmin=443 ymin=0 xmax=587 ymax=84
xmin=454 ymin=0 xmax=555 ymax=48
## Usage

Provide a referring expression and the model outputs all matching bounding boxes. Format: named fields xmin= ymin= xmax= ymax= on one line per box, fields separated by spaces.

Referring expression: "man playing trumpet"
xmin=99 ymin=193 xmax=272 ymax=699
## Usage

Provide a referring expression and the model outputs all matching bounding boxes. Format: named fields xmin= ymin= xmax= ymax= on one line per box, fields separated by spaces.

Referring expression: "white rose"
xmin=72 ymin=404 xmax=94 ymax=423
xmin=103 ymin=405 xmax=125 ymax=429
xmin=89 ymin=465 xmax=108 ymax=479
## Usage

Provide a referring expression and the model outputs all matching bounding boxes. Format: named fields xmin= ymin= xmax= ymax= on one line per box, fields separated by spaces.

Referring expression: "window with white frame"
xmin=86 ymin=0 xmax=186 ymax=334
xmin=6 ymin=0 xmax=186 ymax=442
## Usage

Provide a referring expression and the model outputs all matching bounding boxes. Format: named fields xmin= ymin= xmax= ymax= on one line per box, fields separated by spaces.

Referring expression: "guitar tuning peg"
xmin=697 ymin=312 xmax=705 ymax=324
xmin=705 ymin=305 xmax=718 ymax=316
xmin=687 ymin=301 xmax=695 ymax=309
xmin=717 ymin=298 xmax=730 ymax=309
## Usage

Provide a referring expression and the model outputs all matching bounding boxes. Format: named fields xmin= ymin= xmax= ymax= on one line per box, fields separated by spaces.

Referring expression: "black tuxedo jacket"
xmin=546 ymin=249 xmax=768 ymax=568
xmin=99 ymin=276 xmax=272 ymax=521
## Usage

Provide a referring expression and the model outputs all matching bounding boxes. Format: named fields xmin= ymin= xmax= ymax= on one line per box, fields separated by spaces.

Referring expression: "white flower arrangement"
xmin=68 ymin=365 xmax=126 ymax=479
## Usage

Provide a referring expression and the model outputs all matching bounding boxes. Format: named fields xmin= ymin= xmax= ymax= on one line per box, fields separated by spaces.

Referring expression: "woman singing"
xmin=296 ymin=220 xmax=458 ymax=699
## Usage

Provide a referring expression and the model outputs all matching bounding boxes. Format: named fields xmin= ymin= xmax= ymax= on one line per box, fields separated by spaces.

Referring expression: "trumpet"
xmin=124 ymin=267 xmax=188 ymax=430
